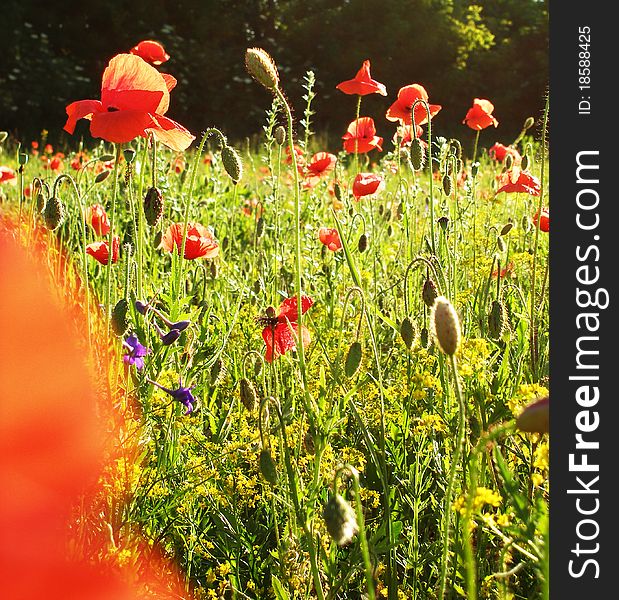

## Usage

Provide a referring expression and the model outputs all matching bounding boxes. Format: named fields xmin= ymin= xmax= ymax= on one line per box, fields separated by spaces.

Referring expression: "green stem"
xmin=104 ymin=143 xmax=122 ymax=325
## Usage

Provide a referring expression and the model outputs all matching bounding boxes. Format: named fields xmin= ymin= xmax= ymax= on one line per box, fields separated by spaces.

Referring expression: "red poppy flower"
xmin=336 ymin=59 xmax=387 ymax=96
xmin=534 ymin=208 xmax=549 ymax=232
xmin=130 ymin=39 xmax=170 ymax=65
xmin=44 ymin=143 xmax=54 ymax=155
xmin=352 ymin=172 xmax=385 ymax=200
xmin=394 ymin=124 xmax=427 ymax=148
xmin=488 ymin=143 xmax=521 ymax=164
xmin=492 ymin=260 xmax=515 ymax=278
xmin=496 ymin=168 xmax=541 ymax=196
xmin=304 ymin=152 xmax=337 ymax=188
xmin=259 ymin=295 xmax=313 ymax=363
xmin=64 ymin=53 xmax=194 ymax=152
xmin=87 ymin=204 xmax=111 ymax=236
xmin=171 ymin=154 xmax=186 ymax=174
xmin=161 ymin=222 xmax=220 ymax=259
xmin=43 ymin=153 xmax=64 ymax=172
xmin=70 ymin=151 xmax=89 ymax=170
xmin=342 ymin=117 xmax=383 ymax=154
xmin=386 ymin=84 xmax=442 ymax=126
xmin=318 ymin=227 xmax=342 ymax=251
xmin=0 ymin=166 xmax=16 ymax=185
xmin=463 ymin=98 xmax=499 ymax=130
xmin=86 ymin=236 xmax=120 ymax=265
xmin=284 ymin=144 xmax=306 ymax=174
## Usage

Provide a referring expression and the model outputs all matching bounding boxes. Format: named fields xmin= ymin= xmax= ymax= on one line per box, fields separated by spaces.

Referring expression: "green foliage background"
xmin=0 ymin=0 xmax=548 ymax=150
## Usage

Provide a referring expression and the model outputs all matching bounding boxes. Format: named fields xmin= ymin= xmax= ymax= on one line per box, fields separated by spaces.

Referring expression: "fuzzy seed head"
xmin=323 ymin=494 xmax=359 ymax=546
xmin=431 ymin=296 xmax=461 ymax=355
xmin=221 ymin=145 xmax=243 ymax=184
xmin=245 ymin=47 xmax=279 ymax=91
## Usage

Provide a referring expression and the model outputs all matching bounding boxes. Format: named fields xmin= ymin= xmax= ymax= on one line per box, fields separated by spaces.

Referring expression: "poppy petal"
xmin=63 ymin=100 xmax=103 ymax=134
xmin=90 ymin=110 xmax=157 ymax=144
xmin=277 ymin=295 xmax=314 ymax=322
xmin=161 ymin=73 xmax=177 ymax=92
xmin=263 ymin=322 xmax=311 ymax=363
xmin=147 ymin=115 xmax=195 ymax=152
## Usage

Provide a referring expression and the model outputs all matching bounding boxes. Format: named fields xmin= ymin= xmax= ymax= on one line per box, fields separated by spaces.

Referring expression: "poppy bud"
xmin=523 ymin=116 xmax=535 ymax=130
xmin=323 ymin=494 xmax=359 ymax=547
xmin=438 ymin=216 xmax=449 ymax=232
xmin=344 ymin=341 xmax=363 ymax=378
xmin=98 ymin=153 xmax=115 ymax=162
xmin=144 ymin=186 xmax=164 ymax=227
xmin=210 ymin=260 xmax=219 ymax=279
xmin=422 ymin=277 xmax=439 ymax=308
xmin=210 ymin=357 xmax=225 ymax=386
xmin=500 ymin=223 xmax=513 ymax=236
xmin=487 ymin=299 xmax=507 ymax=340
xmin=36 ymin=193 xmax=46 ymax=213
xmin=442 ymin=173 xmax=453 ymax=196
xmin=334 ymin=182 xmax=343 ymax=202
xmin=111 ymin=298 xmax=130 ymax=337
xmin=521 ymin=154 xmax=530 ymax=171
xmin=239 ymin=377 xmax=258 ymax=412
xmin=497 ymin=235 xmax=506 ymax=253
xmin=221 ymin=145 xmax=243 ymax=184
xmin=160 ymin=328 xmax=181 ymax=346
xmin=410 ymin=138 xmax=425 ymax=171
xmin=516 ymin=396 xmax=549 ymax=434
xmin=245 ymin=47 xmax=280 ymax=91
xmin=400 ymin=316 xmax=416 ymax=349
xmin=358 ymin=233 xmax=368 ymax=253
xmin=95 ymin=169 xmax=111 ymax=183
xmin=256 ymin=216 xmax=265 ymax=239
xmin=274 ymin=126 xmax=286 ymax=146
xmin=420 ymin=326 xmax=430 ymax=348
xmin=259 ymin=449 xmax=278 ymax=485
xmin=387 ymin=224 xmax=393 ymax=237
xmin=43 ymin=196 xmax=65 ymax=230
xmin=18 ymin=153 xmax=28 ymax=166
xmin=431 ymin=296 xmax=461 ymax=356
xmin=123 ymin=148 xmax=136 ymax=163
xmin=471 ymin=162 xmax=479 ymax=178
xmin=253 ymin=356 xmax=263 ymax=378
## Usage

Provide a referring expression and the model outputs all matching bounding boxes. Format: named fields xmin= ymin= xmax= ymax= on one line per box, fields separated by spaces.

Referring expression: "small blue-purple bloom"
xmin=160 ymin=328 xmax=182 ymax=345
xmin=149 ymin=379 xmax=197 ymax=414
xmin=169 ymin=320 xmax=191 ymax=332
xmin=122 ymin=334 xmax=151 ymax=370
xmin=135 ymin=300 xmax=149 ymax=315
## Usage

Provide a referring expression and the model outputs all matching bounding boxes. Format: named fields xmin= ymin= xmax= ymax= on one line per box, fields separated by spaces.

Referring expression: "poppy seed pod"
xmin=487 ymin=299 xmax=508 ymax=340
xmin=431 ymin=296 xmax=461 ymax=355
xmin=323 ymin=494 xmax=359 ymax=547
xmin=259 ymin=449 xmax=278 ymax=485
xmin=245 ymin=47 xmax=279 ymax=91
xmin=422 ymin=277 xmax=439 ymax=308
xmin=111 ymin=298 xmax=130 ymax=337
xmin=410 ymin=138 xmax=425 ymax=171
xmin=471 ymin=162 xmax=479 ymax=178
xmin=239 ymin=377 xmax=258 ymax=412
xmin=438 ymin=216 xmax=449 ymax=232
xmin=274 ymin=126 xmax=286 ymax=146
xmin=43 ymin=196 xmax=65 ymax=230
xmin=221 ymin=145 xmax=243 ymax=184
xmin=144 ymin=186 xmax=164 ymax=227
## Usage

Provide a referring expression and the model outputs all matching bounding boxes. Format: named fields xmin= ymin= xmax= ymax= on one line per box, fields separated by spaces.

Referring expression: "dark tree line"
xmin=0 ymin=0 xmax=548 ymax=153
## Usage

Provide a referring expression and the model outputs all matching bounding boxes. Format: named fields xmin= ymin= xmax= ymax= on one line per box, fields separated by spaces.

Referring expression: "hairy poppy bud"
xmin=111 ymin=298 xmax=130 ymax=336
xmin=497 ymin=236 xmax=506 ymax=253
xmin=410 ymin=138 xmax=425 ymax=171
xmin=323 ymin=494 xmax=359 ymax=546
xmin=516 ymin=396 xmax=549 ymax=434
xmin=500 ymin=223 xmax=513 ymax=236
xmin=98 ymin=153 xmax=115 ymax=162
xmin=431 ymin=296 xmax=460 ymax=356
xmin=471 ymin=162 xmax=479 ymax=178
xmin=210 ymin=260 xmax=219 ymax=279
xmin=256 ymin=216 xmax=265 ymax=239
xmin=144 ymin=186 xmax=164 ymax=227
xmin=210 ymin=357 xmax=225 ymax=386
xmin=521 ymin=154 xmax=529 ymax=171
xmin=245 ymin=47 xmax=279 ymax=91
xmin=358 ymin=233 xmax=368 ymax=253
xmin=400 ymin=316 xmax=416 ymax=350
xmin=420 ymin=326 xmax=430 ymax=348
xmin=43 ymin=196 xmax=65 ymax=230
xmin=239 ymin=377 xmax=258 ymax=412
xmin=344 ymin=341 xmax=363 ymax=378
xmin=442 ymin=173 xmax=453 ymax=196
xmin=487 ymin=299 xmax=507 ymax=340
xmin=523 ymin=116 xmax=535 ymax=130
xmin=36 ymin=193 xmax=46 ymax=213
xmin=259 ymin=449 xmax=278 ymax=485
xmin=422 ymin=277 xmax=439 ymax=308
xmin=521 ymin=214 xmax=532 ymax=233
xmin=221 ymin=145 xmax=243 ymax=184
xmin=274 ymin=126 xmax=286 ymax=146
xmin=95 ymin=169 xmax=111 ymax=184
xmin=438 ymin=216 xmax=449 ymax=232
xmin=334 ymin=182 xmax=343 ymax=202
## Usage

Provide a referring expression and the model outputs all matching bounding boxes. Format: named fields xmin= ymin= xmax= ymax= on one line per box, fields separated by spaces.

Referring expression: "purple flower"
xmin=122 ymin=334 xmax=151 ymax=370
xmin=160 ymin=328 xmax=181 ymax=345
xmin=148 ymin=378 xmax=197 ymax=414
xmin=169 ymin=320 xmax=191 ymax=332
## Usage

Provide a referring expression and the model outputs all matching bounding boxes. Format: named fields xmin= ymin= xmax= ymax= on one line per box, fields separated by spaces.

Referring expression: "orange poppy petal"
xmin=90 ymin=110 xmax=157 ymax=144
xmin=63 ymin=100 xmax=103 ymax=134
xmin=148 ymin=115 xmax=195 ymax=152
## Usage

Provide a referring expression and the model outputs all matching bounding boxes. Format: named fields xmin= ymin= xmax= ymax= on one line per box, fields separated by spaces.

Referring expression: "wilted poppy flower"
xmin=130 ymin=40 xmax=170 ymax=65
xmin=534 ymin=208 xmax=549 ymax=232
xmin=304 ymin=152 xmax=337 ymax=188
xmin=161 ymin=222 xmax=219 ymax=259
xmin=342 ymin=117 xmax=383 ymax=154
xmin=87 ymin=204 xmax=110 ymax=236
xmin=258 ymin=295 xmax=313 ymax=363
xmin=122 ymin=334 xmax=151 ymax=370
xmin=488 ymin=143 xmax=521 ymax=164
xmin=386 ymin=84 xmax=442 ymax=126
xmin=464 ymin=98 xmax=499 ymax=130
xmin=352 ymin=172 xmax=385 ymax=200
xmin=0 ymin=166 xmax=16 ymax=185
xmin=318 ymin=227 xmax=342 ymax=252
xmin=336 ymin=59 xmax=387 ymax=96
xmin=86 ymin=236 xmax=120 ymax=265
xmin=148 ymin=379 xmax=197 ymax=414
xmin=496 ymin=168 xmax=541 ymax=196
xmin=64 ymin=53 xmax=194 ymax=152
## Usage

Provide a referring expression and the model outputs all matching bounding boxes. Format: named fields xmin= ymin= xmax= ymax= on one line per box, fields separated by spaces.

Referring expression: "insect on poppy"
xmin=257 ymin=295 xmax=314 ymax=363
